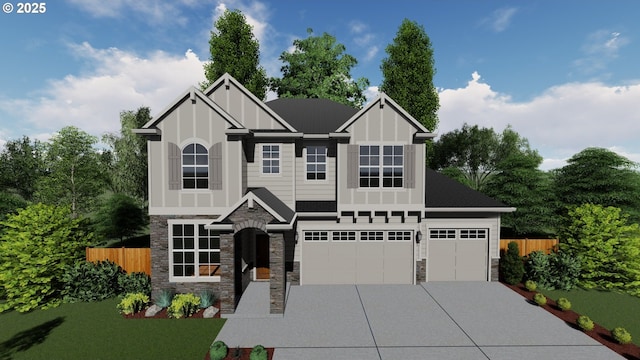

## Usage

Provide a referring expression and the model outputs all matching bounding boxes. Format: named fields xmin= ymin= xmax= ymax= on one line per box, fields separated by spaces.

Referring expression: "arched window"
xmin=182 ymin=143 xmax=208 ymax=189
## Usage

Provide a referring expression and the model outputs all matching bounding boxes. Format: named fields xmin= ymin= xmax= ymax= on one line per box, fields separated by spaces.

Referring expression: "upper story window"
xmin=262 ymin=145 xmax=280 ymax=174
xmin=359 ymin=145 xmax=403 ymax=188
xmin=306 ymin=146 xmax=326 ymax=180
xmin=182 ymin=143 xmax=208 ymax=189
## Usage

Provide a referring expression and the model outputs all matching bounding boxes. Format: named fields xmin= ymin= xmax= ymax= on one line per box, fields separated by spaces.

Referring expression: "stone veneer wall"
xmin=415 ymin=259 xmax=426 ymax=283
xmin=149 ymin=215 xmax=221 ymax=299
xmin=491 ymin=258 xmax=499 ymax=281
xmin=288 ymin=261 xmax=300 ymax=285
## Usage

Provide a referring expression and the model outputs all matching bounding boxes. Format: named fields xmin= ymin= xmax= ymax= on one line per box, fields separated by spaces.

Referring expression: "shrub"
xmin=198 ymin=290 xmax=218 ymax=309
xmin=0 ymin=204 xmax=93 ymax=312
xmin=249 ymin=344 xmax=268 ymax=360
xmin=154 ymin=289 xmax=174 ymax=308
xmin=209 ymin=340 xmax=228 ymax=360
xmin=556 ymin=297 xmax=571 ymax=311
xmin=524 ymin=251 xmax=552 ymax=289
xmin=117 ymin=292 xmax=149 ymax=315
xmin=611 ymin=327 xmax=632 ymax=344
xmin=533 ymin=292 xmax=547 ymax=306
xmin=118 ymin=272 xmax=151 ymax=296
xmin=61 ymin=260 xmax=124 ymax=303
xmin=168 ymin=293 xmax=200 ymax=318
xmin=548 ymin=251 xmax=581 ymax=291
xmin=500 ymin=241 xmax=524 ymax=285
xmin=524 ymin=280 xmax=537 ymax=292
xmin=577 ymin=315 xmax=594 ymax=332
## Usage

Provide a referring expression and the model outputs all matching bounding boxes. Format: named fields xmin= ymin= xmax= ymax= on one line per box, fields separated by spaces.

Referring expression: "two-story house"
xmin=134 ymin=73 xmax=514 ymax=315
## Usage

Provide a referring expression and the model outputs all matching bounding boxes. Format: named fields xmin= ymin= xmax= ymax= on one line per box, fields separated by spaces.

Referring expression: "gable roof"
xmin=265 ymin=98 xmax=359 ymax=134
xmin=425 ymin=168 xmax=515 ymax=212
xmin=136 ymin=86 xmax=244 ymax=131
xmin=203 ymin=73 xmax=298 ymax=132
xmin=210 ymin=187 xmax=296 ymax=226
xmin=336 ymin=93 xmax=434 ymax=137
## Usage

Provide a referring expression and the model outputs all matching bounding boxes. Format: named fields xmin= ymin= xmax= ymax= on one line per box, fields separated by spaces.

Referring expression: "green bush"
xmin=168 ymin=293 xmax=200 ymax=318
xmin=0 ymin=204 xmax=93 ymax=312
xmin=533 ymin=292 xmax=547 ymax=306
xmin=524 ymin=251 xmax=552 ymax=289
xmin=154 ymin=289 xmax=174 ymax=308
xmin=556 ymin=297 xmax=571 ymax=311
xmin=117 ymin=292 xmax=149 ymax=315
xmin=198 ymin=290 xmax=218 ymax=309
xmin=611 ymin=327 xmax=632 ymax=344
xmin=61 ymin=260 xmax=124 ymax=303
xmin=548 ymin=251 xmax=581 ymax=291
xmin=577 ymin=315 xmax=594 ymax=332
xmin=249 ymin=344 xmax=268 ymax=360
xmin=500 ymin=241 xmax=524 ymax=285
xmin=209 ymin=340 xmax=228 ymax=360
xmin=118 ymin=272 xmax=151 ymax=296
xmin=524 ymin=280 xmax=537 ymax=292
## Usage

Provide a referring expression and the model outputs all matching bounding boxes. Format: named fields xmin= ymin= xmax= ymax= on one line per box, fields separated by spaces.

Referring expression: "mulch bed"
xmin=123 ymin=300 xmax=222 ymax=319
xmin=505 ymin=283 xmax=640 ymax=360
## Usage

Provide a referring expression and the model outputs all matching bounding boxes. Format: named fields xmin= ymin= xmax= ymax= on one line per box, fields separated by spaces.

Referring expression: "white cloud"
xmin=438 ymin=72 xmax=640 ymax=170
xmin=364 ymin=86 xmax=379 ymax=103
xmin=481 ymin=7 xmax=518 ymax=33
xmin=0 ymin=42 xmax=205 ymax=140
xmin=573 ymin=30 xmax=630 ymax=75
xmin=66 ymin=0 xmax=198 ymax=25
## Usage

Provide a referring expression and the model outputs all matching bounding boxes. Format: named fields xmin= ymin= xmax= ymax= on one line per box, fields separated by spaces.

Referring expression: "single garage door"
xmin=301 ymin=230 xmax=413 ymax=285
xmin=428 ymin=229 xmax=488 ymax=281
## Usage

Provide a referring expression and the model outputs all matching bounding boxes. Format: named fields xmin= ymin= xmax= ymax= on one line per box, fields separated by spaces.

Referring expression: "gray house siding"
xmin=295 ymin=143 xmax=336 ymax=201
xmin=246 ymin=142 xmax=295 ymax=208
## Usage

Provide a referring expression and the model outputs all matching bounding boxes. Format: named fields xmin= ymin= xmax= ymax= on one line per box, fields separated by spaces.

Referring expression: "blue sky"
xmin=1 ymin=0 xmax=639 ymax=170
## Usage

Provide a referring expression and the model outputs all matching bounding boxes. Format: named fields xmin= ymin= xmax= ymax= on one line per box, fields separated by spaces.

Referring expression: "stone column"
xmin=415 ymin=259 xmax=427 ymax=283
xmin=491 ymin=258 xmax=500 ymax=281
xmin=269 ymin=233 xmax=285 ymax=314
xmin=219 ymin=232 xmax=235 ymax=314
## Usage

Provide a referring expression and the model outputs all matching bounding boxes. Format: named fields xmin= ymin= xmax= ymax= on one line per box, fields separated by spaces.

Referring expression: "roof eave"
xmin=132 ymin=128 xmax=161 ymax=136
xmin=425 ymin=207 xmax=517 ymax=213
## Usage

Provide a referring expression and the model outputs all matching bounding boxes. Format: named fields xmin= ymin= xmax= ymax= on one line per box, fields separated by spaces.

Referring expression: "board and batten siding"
xmin=208 ymin=83 xmax=286 ymax=130
xmin=148 ymin=97 xmax=243 ymax=215
xmin=338 ymin=102 xmax=425 ymax=210
xmin=295 ymin=146 xmax=335 ymax=201
xmin=246 ymin=142 xmax=295 ymax=208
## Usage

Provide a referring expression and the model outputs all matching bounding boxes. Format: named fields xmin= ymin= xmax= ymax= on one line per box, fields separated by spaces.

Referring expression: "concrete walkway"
xmin=214 ymin=282 xmax=623 ymax=360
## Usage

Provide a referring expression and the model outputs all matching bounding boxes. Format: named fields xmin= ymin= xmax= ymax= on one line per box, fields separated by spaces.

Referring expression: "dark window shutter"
xmin=168 ymin=142 xmax=181 ymax=190
xmin=404 ymin=144 xmax=415 ymax=189
xmin=210 ymin=142 xmax=222 ymax=190
xmin=347 ymin=145 xmax=358 ymax=188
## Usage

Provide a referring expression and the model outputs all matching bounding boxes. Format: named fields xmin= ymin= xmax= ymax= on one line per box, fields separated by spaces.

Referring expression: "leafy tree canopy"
xmin=380 ymin=19 xmax=439 ymax=131
xmin=0 ymin=136 xmax=46 ymax=200
xmin=93 ymin=193 xmax=146 ymax=245
xmin=201 ymin=9 xmax=268 ymax=99
xmin=0 ymin=203 xmax=93 ymax=312
xmin=270 ymin=29 xmax=370 ymax=108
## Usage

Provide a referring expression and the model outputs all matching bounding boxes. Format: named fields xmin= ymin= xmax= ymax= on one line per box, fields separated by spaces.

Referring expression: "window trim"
xmin=305 ymin=145 xmax=327 ymax=181
xmin=168 ymin=220 xmax=220 ymax=282
xmin=182 ymin=143 xmax=209 ymax=189
xmin=261 ymin=144 xmax=281 ymax=175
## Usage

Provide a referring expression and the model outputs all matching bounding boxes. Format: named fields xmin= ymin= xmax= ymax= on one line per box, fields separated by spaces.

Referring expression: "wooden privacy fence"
xmin=500 ymin=239 xmax=559 ymax=257
xmin=86 ymin=247 xmax=151 ymax=275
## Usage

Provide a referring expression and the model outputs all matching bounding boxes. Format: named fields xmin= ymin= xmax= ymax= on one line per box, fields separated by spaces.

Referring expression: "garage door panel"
xmin=428 ymin=241 xmax=456 ymax=281
xmin=301 ymin=243 xmax=330 ymax=285
xmin=329 ymin=243 xmax=357 ymax=284
xmin=357 ymin=243 xmax=384 ymax=284
xmin=383 ymin=242 xmax=413 ymax=284
xmin=456 ymin=240 xmax=487 ymax=281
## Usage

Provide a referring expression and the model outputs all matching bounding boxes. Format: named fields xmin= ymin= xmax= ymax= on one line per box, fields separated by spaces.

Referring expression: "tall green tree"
xmin=0 ymin=136 xmax=46 ymax=200
xmin=0 ymin=203 xmax=93 ymax=312
xmin=559 ymin=204 xmax=640 ymax=295
xmin=35 ymin=126 xmax=106 ymax=217
xmin=380 ymin=19 xmax=439 ymax=131
xmin=270 ymin=29 xmax=370 ymax=108
xmin=93 ymin=193 xmax=145 ymax=244
xmin=103 ymin=107 xmax=150 ymax=204
xmin=201 ymin=9 xmax=268 ymax=99
xmin=554 ymin=147 xmax=640 ymax=221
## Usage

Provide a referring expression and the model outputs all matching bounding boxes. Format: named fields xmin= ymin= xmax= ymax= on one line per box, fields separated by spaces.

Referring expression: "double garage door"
xmin=301 ymin=230 xmax=414 ymax=285
xmin=427 ymin=229 xmax=488 ymax=281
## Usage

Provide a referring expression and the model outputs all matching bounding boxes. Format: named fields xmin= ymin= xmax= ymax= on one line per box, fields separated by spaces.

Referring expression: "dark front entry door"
xmin=255 ymin=234 xmax=270 ymax=280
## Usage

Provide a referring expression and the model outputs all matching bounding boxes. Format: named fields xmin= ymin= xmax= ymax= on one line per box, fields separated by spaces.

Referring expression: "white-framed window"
xmin=332 ymin=231 xmax=356 ymax=241
xmin=182 ymin=143 xmax=208 ymax=189
xmin=460 ymin=229 xmax=487 ymax=239
xmin=306 ymin=146 xmax=327 ymax=180
xmin=359 ymin=145 xmax=403 ymax=188
xmin=170 ymin=222 xmax=220 ymax=281
xmin=304 ymin=231 xmax=328 ymax=241
xmin=388 ymin=231 xmax=412 ymax=241
xmin=262 ymin=144 xmax=280 ymax=174
xmin=429 ymin=229 xmax=456 ymax=239
xmin=360 ymin=231 xmax=384 ymax=241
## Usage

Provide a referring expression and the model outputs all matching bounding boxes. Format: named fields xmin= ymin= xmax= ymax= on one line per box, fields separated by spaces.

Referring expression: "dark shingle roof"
xmin=425 ymin=168 xmax=509 ymax=208
xmin=265 ymin=98 xmax=358 ymax=134
xmin=247 ymin=187 xmax=295 ymax=223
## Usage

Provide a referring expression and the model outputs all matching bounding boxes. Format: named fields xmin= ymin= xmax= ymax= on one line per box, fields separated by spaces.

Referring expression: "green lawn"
xmin=0 ymin=298 xmax=225 ymax=360
xmin=541 ymin=287 xmax=640 ymax=345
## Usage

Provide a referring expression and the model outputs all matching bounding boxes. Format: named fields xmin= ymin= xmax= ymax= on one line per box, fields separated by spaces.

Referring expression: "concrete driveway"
xmin=214 ymin=282 xmax=622 ymax=360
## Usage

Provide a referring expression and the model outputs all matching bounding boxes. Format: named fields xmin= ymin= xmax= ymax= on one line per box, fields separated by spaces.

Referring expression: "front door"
xmin=255 ymin=234 xmax=270 ymax=280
